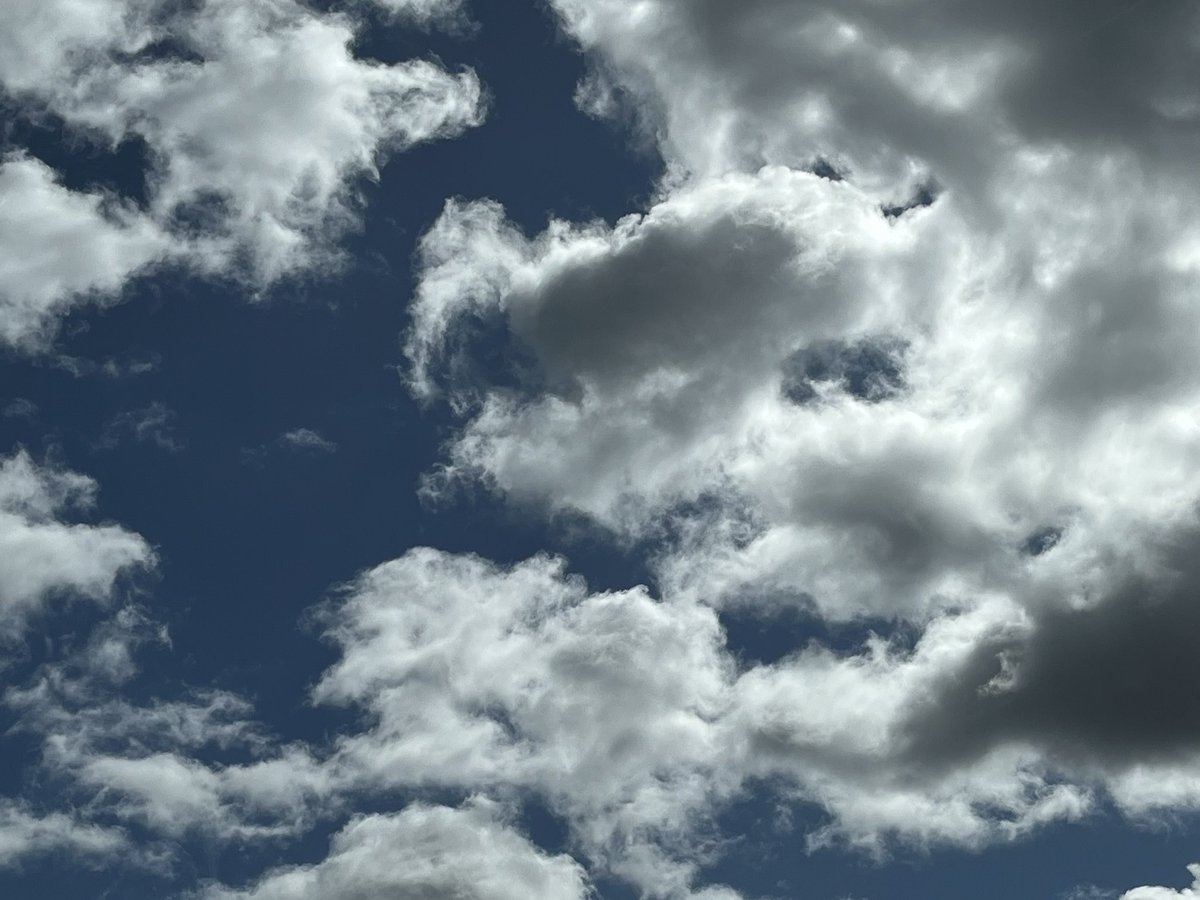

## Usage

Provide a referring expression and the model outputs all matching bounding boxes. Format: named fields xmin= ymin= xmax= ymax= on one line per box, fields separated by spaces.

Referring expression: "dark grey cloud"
xmin=781 ymin=337 xmax=907 ymax=405
xmin=901 ymin=521 xmax=1200 ymax=769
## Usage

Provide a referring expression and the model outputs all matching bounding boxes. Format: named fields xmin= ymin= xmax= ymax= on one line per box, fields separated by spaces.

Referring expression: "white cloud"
xmin=6 ymin=606 xmax=331 ymax=845
xmin=0 ymin=802 xmax=129 ymax=871
xmin=0 ymin=0 xmax=485 ymax=348
xmin=1123 ymin=866 xmax=1200 ymax=900
xmin=0 ymin=155 xmax=169 ymax=350
xmin=201 ymin=799 xmax=590 ymax=900
xmin=547 ymin=0 xmax=1200 ymax=194
xmin=0 ymin=451 xmax=152 ymax=631
xmin=313 ymin=548 xmax=738 ymax=897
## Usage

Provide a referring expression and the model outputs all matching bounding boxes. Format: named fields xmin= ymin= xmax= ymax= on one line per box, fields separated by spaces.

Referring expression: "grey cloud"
xmin=551 ymin=0 xmax=1200 ymax=190
xmin=781 ymin=337 xmax=907 ymax=406
xmin=900 ymin=522 xmax=1200 ymax=769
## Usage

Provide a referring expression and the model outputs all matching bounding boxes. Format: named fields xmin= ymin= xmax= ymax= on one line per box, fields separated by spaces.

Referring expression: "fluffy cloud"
xmin=408 ymin=150 xmax=1200 ymax=620
xmin=0 ymin=155 xmax=169 ymax=349
xmin=1124 ymin=866 xmax=1200 ymax=900
xmin=398 ymin=0 xmax=1200 ymax=876
xmin=201 ymin=799 xmax=590 ymax=900
xmin=0 ymin=451 xmax=152 ymax=631
xmin=312 ymin=548 xmax=737 ymax=897
xmin=0 ymin=0 xmax=484 ymax=349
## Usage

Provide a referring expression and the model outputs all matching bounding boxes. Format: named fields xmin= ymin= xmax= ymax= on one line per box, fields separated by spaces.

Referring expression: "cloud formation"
xmin=0 ymin=451 xmax=152 ymax=633
xmin=1124 ymin=866 xmax=1200 ymax=900
xmin=0 ymin=0 xmax=484 ymax=349
xmin=0 ymin=155 xmax=168 ymax=349
xmin=4 ymin=1 xmax=1200 ymax=897
xmin=397 ymin=0 xmax=1200 ymax=881
xmin=202 ymin=799 xmax=590 ymax=900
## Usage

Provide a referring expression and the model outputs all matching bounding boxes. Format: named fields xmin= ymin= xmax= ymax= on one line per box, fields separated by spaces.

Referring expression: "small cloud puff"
xmin=280 ymin=428 xmax=338 ymax=454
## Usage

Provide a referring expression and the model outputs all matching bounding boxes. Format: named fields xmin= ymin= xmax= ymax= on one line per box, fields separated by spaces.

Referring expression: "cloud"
xmin=0 ymin=802 xmax=129 ymax=871
xmin=0 ymin=154 xmax=169 ymax=351
xmin=396 ymin=0 xmax=1200 ymax=872
xmin=6 ymin=606 xmax=330 ymax=846
xmin=0 ymin=451 xmax=152 ymax=632
xmin=1 ymin=399 xmax=37 ymax=419
xmin=280 ymin=428 xmax=337 ymax=454
xmin=0 ymin=0 xmax=485 ymax=349
xmin=548 ymin=0 xmax=1200 ymax=193
xmin=200 ymin=799 xmax=590 ymax=900
xmin=312 ymin=548 xmax=739 ymax=897
xmin=1123 ymin=865 xmax=1200 ymax=900
xmin=362 ymin=0 xmax=471 ymax=29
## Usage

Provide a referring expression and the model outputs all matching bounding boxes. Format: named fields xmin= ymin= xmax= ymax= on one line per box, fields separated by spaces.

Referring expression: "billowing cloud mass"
xmin=0 ymin=0 xmax=483 ymax=349
xmin=397 ymin=0 xmax=1200 ymax=889
xmin=4 ymin=1 xmax=1200 ymax=898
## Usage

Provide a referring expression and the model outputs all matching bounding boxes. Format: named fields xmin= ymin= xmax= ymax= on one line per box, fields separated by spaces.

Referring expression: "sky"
xmin=2 ymin=0 xmax=1200 ymax=898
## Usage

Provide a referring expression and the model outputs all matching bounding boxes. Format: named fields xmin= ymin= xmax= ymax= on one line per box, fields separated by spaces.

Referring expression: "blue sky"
xmin=2 ymin=1 xmax=1200 ymax=898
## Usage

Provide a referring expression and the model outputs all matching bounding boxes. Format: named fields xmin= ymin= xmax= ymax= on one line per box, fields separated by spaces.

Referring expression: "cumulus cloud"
xmin=0 ymin=451 xmax=152 ymax=632
xmin=312 ymin=548 xmax=738 ymax=897
xmin=0 ymin=0 xmax=484 ymax=349
xmin=1123 ymin=866 xmax=1200 ymax=900
xmin=397 ymin=0 xmax=1200 ymax=875
xmin=6 ymin=605 xmax=330 ymax=847
xmin=201 ymin=799 xmax=590 ymax=900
